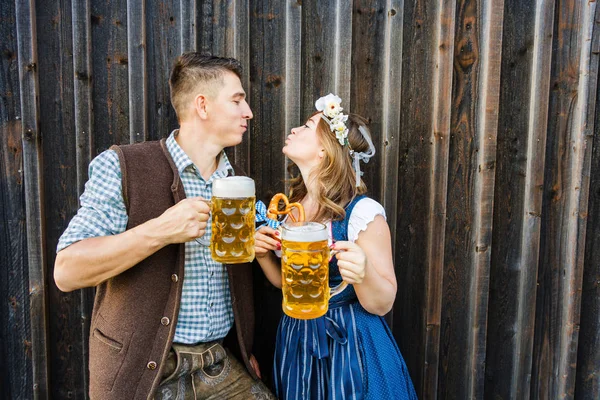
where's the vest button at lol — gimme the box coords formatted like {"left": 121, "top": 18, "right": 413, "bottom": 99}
{"left": 161, "top": 317, "right": 170, "bottom": 326}
{"left": 147, "top": 361, "right": 157, "bottom": 370}
{"left": 171, "top": 274, "right": 179, "bottom": 282}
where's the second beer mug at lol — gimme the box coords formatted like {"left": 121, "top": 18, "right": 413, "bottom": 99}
{"left": 281, "top": 222, "right": 347, "bottom": 319}
{"left": 210, "top": 176, "right": 256, "bottom": 264}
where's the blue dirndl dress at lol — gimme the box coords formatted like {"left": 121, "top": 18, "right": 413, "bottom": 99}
{"left": 273, "top": 196, "right": 417, "bottom": 400}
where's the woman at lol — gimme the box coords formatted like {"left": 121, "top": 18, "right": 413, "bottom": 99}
{"left": 254, "top": 94, "right": 417, "bottom": 400}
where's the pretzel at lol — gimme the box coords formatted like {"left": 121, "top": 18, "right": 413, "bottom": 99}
{"left": 267, "top": 193, "right": 305, "bottom": 222}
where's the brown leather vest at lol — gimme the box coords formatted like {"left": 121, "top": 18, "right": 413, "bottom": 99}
{"left": 88, "top": 139, "right": 256, "bottom": 399}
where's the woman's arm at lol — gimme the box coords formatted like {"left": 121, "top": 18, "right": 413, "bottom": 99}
{"left": 254, "top": 226, "right": 282, "bottom": 288}
{"left": 333, "top": 215, "right": 397, "bottom": 316}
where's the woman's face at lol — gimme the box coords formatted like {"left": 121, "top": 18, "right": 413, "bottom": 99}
{"left": 282, "top": 113, "right": 324, "bottom": 168}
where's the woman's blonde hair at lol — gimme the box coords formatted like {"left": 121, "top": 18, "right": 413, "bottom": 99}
{"left": 288, "top": 112, "right": 373, "bottom": 222}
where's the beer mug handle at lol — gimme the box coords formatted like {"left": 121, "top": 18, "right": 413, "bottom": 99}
{"left": 195, "top": 236, "right": 210, "bottom": 246}
{"left": 329, "top": 248, "right": 347, "bottom": 297}
{"left": 194, "top": 198, "right": 211, "bottom": 246}
{"left": 330, "top": 281, "right": 348, "bottom": 297}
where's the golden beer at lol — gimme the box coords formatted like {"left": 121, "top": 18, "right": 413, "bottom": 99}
{"left": 281, "top": 222, "right": 346, "bottom": 319}
{"left": 210, "top": 177, "right": 256, "bottom": 263}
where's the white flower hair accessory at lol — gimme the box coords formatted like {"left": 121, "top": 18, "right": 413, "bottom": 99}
{"left": 315, "top": 93, "right": 376, "bottom": 187}
{"left": 315, "top": 93, "right": 349, "bottom": 146}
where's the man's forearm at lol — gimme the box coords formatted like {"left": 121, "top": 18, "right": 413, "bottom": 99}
{"left": 54, "top": 219, "right": 168, "bottom": 292}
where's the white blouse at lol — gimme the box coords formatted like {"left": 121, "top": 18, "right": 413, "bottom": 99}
{"left": 345, "top": 197, "right": 387, "bottom": 242}
{"left": 322, "top": 197, "right": 387, "bottom": 245}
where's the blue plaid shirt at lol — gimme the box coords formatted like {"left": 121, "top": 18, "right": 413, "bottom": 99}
{"left": 57, "top": 131, "right": 235, "bottom": 343}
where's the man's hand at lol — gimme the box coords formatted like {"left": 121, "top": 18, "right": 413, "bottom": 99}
{"left": 152, "top": 197, "right": 211, "bottom": 245}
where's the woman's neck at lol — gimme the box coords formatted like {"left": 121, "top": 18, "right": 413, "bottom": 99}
{"left": 296, "top": 164, "right": 323, "bottom": 221}
{"left": 300, "top": 180, "right": 320, "bottom": 221}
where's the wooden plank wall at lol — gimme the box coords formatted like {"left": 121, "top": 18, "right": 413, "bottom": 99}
{"left": 1, "top": 0, "right": 33, "bottom": 397}
{"left": 0, "top": 0, "right": 598, "bottom": 399}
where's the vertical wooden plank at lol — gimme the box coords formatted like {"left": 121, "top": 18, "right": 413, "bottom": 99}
{"left": 197, "top": 0, "right": 217, "bottom": 54}
{"left": 0, "top": 1, "right": 32, "bottom": 397}
{"left": 439, "top": 0, "right": 504, "bottom": 397}
{"left": 576, "top": 6, "right": 600, "bottom": 399}
{"left": 145, "top": 0, "right": 179, "bottom": 141}
{"left": 423, "top": 0, "right": 456, "bottom": 397}
{"left": 232, "top": 0, "right": 251, "bottom": 170}
{"left": 301, "top": 0, "right": 352, "bottom": 114}
{"left": 91, "top": 0, "right": 130, "bottom": 150}
{"left": 15, "top": 0, "right": 49, "bottom": 397}
{"left": 197, "top": 0, "right": 251, "bottom": 170}
{"left": 180, "top": 0, "right": 196, "bottom": 52}
{"left": 350, "top": 0, "right": 405, "bottom": 365}
{"left": 127, "top": 0, "right": 147, "bottom": 143}
{"left": 378, "top": 0, "right": 404, "bottom": 254}
{"left": 249, "top": 1, "right": 299, "bottom": 203}
{"left": 390, "top": 0, "right": 455, "bottom": 396}
{"left": 198, "top": 0, "right": 237, "bottom": 57}
{"left": 485, "top": 0, "right": 555, "bottom": 398}
{"left": 71, "top": 0, "right": 94, "bottom": 398}
{"left": 73, "top": 0, "right": 93, "bottom": 184}
{"left": 575, "top": 5, "right": 600, "bottom": 398}
{"left": 350, "top": 0, "right": 403, "bottom": 234}
{"left": 247, "top": 1, "right": 301, "bottom": 389}
{"left": 281, "top": 0, "right": 301, "bottom": 188}
{"left": 533, "top": 0, "right": 598, "bottom": 398}
{"left": 35, "top": 0, "right": 87, "bottom": 397}
{"left": 392, "top": 0, "right": 434, "bottom": 395}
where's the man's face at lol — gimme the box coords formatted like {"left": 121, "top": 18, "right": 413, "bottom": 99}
{"left": 205, "top": 71, "right": 253, "bottom": 147}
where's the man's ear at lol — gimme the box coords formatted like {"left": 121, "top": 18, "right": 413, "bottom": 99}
{"left": 194, "top": 94, "right": 209, "bottom": 119}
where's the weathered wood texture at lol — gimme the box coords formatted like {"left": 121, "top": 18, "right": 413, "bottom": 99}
{"left": 1, "top": 1, "right": 599, "bottom": 399}
{"left": 15, "top": 0, "right": 50, "bottom": 399}
{"left": 575, "top": 5, "right": 600, "bottom": 399}
{"left": 91, "top": 0, "right": 129, "bottom": 151}
{"left": 439, "top": 0, "right": 504, "bottom": 398}
{"left": 247, "top": 0, "right": 300, "bottom": 388}
{"left": 34, "top": 0, "right": 83, "bottom": 398}
{"left": 533, "top": 0, "right": 598, "bottom": 398}
{"left": 392, "top": 1, "right": 456, "bottom": 397}
{"left": 485, "top": 0, "right": 555, "bottom": 398}
{"left": 1, "top": 0, "right": 32, "bottom": 398}
{"left": 198, "top": 0, "right": 252, "bottom": 170}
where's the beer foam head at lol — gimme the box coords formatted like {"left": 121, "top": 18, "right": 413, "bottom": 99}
{"left": 212, "top": 176, "right": 255, "bottom": 198}
{"left": 282, "top": 222, "right": 328, "bottom": 242}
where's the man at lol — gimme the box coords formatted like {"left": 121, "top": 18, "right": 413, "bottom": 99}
{"left": 54, "top": 53, "right": 275, "bottom": 399}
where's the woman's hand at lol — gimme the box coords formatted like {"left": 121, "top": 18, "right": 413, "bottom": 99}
{"left": 254, "top": 226, "right": 283, "bottom": 288}
{"left": 331, "top": 241, "right": 367, "bottom": 285}
{"left": 255, "top": 226, "right": 280, "bottom": 259}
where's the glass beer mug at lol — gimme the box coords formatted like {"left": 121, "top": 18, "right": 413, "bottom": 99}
{"left": 281, "top": 222, "right": 347, "bottom": 319}
{"left": 209, "top": 176, "right": 256, "bottom": 264}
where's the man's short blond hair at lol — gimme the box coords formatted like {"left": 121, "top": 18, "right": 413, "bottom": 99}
{"left": 169, "top": 53, "right": 242, "bottom": 122}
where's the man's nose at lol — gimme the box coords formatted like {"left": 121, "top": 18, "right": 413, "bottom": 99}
{"left": 243, "top": 100, "right": 253, "bottom": 119}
